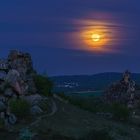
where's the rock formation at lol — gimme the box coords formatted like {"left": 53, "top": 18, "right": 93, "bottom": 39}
{"left": 0, "top": 50, "right": 44, "bottom": 127}
{"left": 105, "top": 70, "right": 136, "bottom": 108}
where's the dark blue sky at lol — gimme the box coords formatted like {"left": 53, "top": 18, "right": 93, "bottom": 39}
{"left": 0, "top": 0, "right": 140, "bottom": 76}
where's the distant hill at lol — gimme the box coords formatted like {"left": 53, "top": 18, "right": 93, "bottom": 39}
{"left": 50, "top": 72, "right": 140, "bottom": 92}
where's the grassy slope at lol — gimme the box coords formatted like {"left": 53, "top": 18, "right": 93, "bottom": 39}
{"left": 32, "top": 96, "right": 140, "bottom": 140}
{"left": 0, "top": 96, "right": 140, "bottom": 140}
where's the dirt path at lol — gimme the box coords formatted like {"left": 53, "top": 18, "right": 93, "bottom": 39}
{"left": 28, "top": 97, "right": 57, "bottom": 128}
{"left": 34, "top": 95, "right": 140, "bottom": 140}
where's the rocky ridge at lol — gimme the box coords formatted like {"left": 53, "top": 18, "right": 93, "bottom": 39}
{"left": 0, "top": 50, "right": 44, "bottom": 127}
{"left": 105, "top": 70, "right": 139, "bottom": 108}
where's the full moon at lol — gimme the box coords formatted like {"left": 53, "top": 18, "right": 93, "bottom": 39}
{"left": 91, "top": 34, "right": 100, "bottom": 42}
{"left": 79, "top": 21, "right": 117, "bottom": 52}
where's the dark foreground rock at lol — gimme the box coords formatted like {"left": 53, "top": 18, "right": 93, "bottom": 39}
{"left": 0, "top": 50, "right": 45, "bottom": 128}
{"left": 104, "top": 70, "right": 140, "bottom": 108}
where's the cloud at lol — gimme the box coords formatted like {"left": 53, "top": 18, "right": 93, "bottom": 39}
{"left": 0, "top": 0, "right": 140, "bottom": 53}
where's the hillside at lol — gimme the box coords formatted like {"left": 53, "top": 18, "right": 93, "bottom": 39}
{"left": 0, "top": 51, "right": 140, "bottom": 140}
{"left": 1, "top": 95, "right": 139, "bottom": 140}
{"left": 15, "top": 95, "right": 140, "bottom": 140}
{"left": 51, "top": 72, "right": 140, "bottom": 92}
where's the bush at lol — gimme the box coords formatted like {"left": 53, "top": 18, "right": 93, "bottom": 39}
{"left": 9, "top": 99, "right": 31, "bottom": 118}
{"left": 34, "top": 75, "right": 53, "bottom": 96}
{"left": 111, "top": 103, "right": 130, "bottom": 121}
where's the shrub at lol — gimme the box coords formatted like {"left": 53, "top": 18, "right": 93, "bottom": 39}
{"left": 9, "top": 99, "right": 31, "bottom": 118}
{"left": 34, "top": 75, "right": 53, "bottom": 96}
{"left": 111, "top": 103, "right": 130, "bottom": 121}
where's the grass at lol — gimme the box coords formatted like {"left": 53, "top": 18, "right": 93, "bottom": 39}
{"left": 57, "top": 93, "right": 111, "bottom": 113}
{"left": 9, "top": 99, "right": 31, "bottom": 119}
{"left": 57, "top": 93, "right": 131, "bottom": 122}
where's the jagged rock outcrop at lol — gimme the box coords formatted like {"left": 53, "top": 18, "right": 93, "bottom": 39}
{"left": 105, "top": 70, "right": 136, "bottom": 108}
{"left": 0, "top": 50, "right": 44, "bottom": 127}
{"left": 0, "top": 50, "right": 37, "bottom": 96}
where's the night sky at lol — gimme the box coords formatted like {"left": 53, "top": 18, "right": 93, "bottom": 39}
{"left": 0, "top": 0, "right": 140, "bottom": 76}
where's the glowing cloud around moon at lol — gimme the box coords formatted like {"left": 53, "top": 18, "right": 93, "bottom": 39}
{"left": 80, "top": 26, "right": 111, "bottom": 52}
{"left": 74, "top": 18, "right": 120, "bottom": 53}
{"left": 71, "top": 15, "right": 122, "bottom": 53}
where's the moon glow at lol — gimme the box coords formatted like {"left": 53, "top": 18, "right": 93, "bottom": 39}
{"left": 72, "top": 18, "right": 121, "bottom": 53}
{"left": 91, "top": 34, "right": 101, "bottom": 42}
{"left": 80, "top": 24, "right": 114, "bottom": 52}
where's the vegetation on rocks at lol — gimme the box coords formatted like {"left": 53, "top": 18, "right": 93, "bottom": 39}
{"left": 9, "top": 99, "right": 31, "bottom": 119}
{"left": 34, "top": 75, "right": 53, "bottom": 97}
{"left": 57, "top": 93, "right": 109, "bottom": 113}
{"left": 57, "top": 92, "right": 131, "bottom": 122}
{"left": 0, "top": 50, "right": 54, "bottom": 127}
{"left": 111, "top": 103, "right": 130, "bottom": 121}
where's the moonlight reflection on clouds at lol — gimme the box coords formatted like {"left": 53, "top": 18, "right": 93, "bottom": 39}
{"left": 71, "top": 14, "right": 124, "bottom": 53}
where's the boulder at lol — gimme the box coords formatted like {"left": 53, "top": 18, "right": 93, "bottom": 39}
{"left": 0, "top": 50, "right": 37, "bottom": 94}
{"left": 0, "top": 112, "right": 5, "bottom": 119}
{"left": 0, "top": 101, "right": 6, "bottom": 112}
{"left": 105, "top": 70, "right": 136, "bottom": 106}
{"left": 8, "top": 50, "right": 34, "bottom": 75}
{"left": 22, "top": 94, "right": 43, "bottom": 106}
{"left": 0, "top": 71, "right": 7, "bottom": 81}
{"left": 0, "top": 59, "right": 8, "bottom": 71}
{"left": 4, "top": 88, "right": 13, "bottom": 97}
{"left": 0, "top": 50, "right": 45, "bottom": 126}
{"left": 30, "top": 105, "right": 43, "bottom": 115}
{"left": 5, "top": 69, "right": 20, "bottom": 85}
{"left": 8, "top": 113, "right": 17, "bottom": 125}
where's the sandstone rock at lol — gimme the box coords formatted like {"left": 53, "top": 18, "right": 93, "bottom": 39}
{"left": 5, "top": 69, "right": 22, "bottom": 95}
{"left": 0, "top": 50, "right": 37, "bottom": 95}
{"left": 8, "top": 113, "right": 17, "bottom": 125}
{"left": 0, "top": 96, "right": 7, "bottom": 102}
{"left": 22, "top": 94, "right": 43, "bottom": 106}
{"left": 0, "top": 112, "right": 5, "bottom": 119}
{"left": 8, "top": 50, "right": 34, "bottom": 75}
{"left": 105, "top": 70, "right": 136, "bottom": 106}
{"left": 0, "top": 101, "right": 6, "bottom": 112}
{"left": 4, "top": 88, "right": 14, "bottom": 97}
{"left": 0, "top": 71, "right": 7, "bottom": 81}
{"left": 5, "top": 69, "right": 20, "bottom": 85}
{"left": 0, "top": 50, "right": 44, "bottom": 126}
{"left": 27, "top": 81, "right": 37, "bottom": 94}
{"left": 0, "top": 82, "right": 8, "bottom": 93}
{"left": 0, "top": 59, "right": 8, "bottom": 71}
{"left": 30, "top": 105, "right": 43, "bottom": 115}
